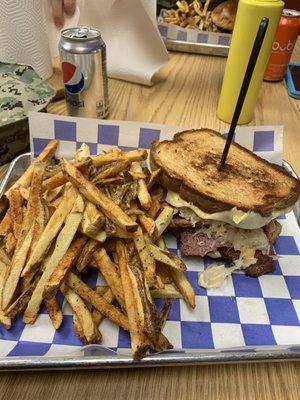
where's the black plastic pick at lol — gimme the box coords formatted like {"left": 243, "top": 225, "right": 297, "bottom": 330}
{"left": 219, "top": 17, "right": 269, "bottom": 169}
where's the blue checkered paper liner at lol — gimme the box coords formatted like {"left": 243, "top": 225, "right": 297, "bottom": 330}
{"left": 1, "top": 111, "right": 298, "bottom": 359}
{"left": 157, "top": 10, "right": 231, "bottom": 47}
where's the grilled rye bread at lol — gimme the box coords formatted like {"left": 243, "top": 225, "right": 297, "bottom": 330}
{"left": 150, "top": 129, "right": 300, "bottom": 216}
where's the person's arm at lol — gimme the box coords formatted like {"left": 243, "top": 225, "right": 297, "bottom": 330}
{"left": 50, "top": 0, "right": 76, "bottom": 28}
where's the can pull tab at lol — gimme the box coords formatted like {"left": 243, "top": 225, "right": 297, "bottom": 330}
{"left": 72, "top": 27, "right": 90, "bottom": 38}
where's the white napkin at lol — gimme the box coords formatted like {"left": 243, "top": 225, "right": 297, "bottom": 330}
{"left": 0, "top": 0, "right": 53, "bottom": 80}
{"left": 0, "top": 0, "right": 169, "bottom": 85}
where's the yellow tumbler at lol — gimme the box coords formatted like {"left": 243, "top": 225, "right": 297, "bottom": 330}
{"left": 217, "top": 0, "right": 284, "bottom": 124}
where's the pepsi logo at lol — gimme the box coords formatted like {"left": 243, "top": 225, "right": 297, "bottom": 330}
{"left": 62, "top": 62, "right": 84, "bottom": 94}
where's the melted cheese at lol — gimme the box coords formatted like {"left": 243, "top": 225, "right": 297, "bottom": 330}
{"left": 166, "top": 191, "right": 292, "bottom": 230}
{"left": 198, "top": 264, "right": 238, "bottom": 289}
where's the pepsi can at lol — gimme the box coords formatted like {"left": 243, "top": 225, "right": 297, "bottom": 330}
{"left": 59, "top": 27, "right": 109, "bottom": 118}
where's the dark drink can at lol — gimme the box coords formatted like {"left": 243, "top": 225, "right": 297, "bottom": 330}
{"left": 59, "top": 26, "right": 109, "bottom": 118}
{"left": 264, "top": 9, "right": 300, "bottom": 82}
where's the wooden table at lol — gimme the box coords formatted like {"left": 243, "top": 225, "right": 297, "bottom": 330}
{"left": 1, "top": 43, "right": 300, "bottom": 400}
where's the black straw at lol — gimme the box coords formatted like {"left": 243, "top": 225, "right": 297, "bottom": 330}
{"left": 219, "top": 17, "right": 269, "bottom": 169}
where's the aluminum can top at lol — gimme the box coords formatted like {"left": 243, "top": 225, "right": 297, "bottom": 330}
{"left": 60, "top": 27, "right": 105, "bottom": 54}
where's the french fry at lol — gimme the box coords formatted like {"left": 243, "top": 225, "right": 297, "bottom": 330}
{"left": 103, "top": 217, "right": 116, "bottom": 235}
{"left": 5, "top": 274, "right": 40, "bottom": 319}
{"left": 65, "top": 272, "right": 129, "bottom": 331}
{"left": 157, "top": 240, "right": 195, "bottom": 309}
{"left": 109, "top": 148, "right": 123, "bottom": 155}
{"left": 0, "top": 210, "right": 12, "bottom": 236}
{"left": 156, "top": 262, "right": 172, "bottom": 284}
{"left": 138, "top": 214, "right": 157, "bottom": 237}
{"left": 133, "top": 227, "right": 157, "bottom": 288}
{"left": 106, "top": 181, "right": 135, "bottom": 208}
{"left": 128, "top": 171, "right": 147, "bottom": 180}
{"left": 75, "top": 143, "right": 90, "bottom": 162}
{"left": 155, "top": 236, "right": 166, "bottom": 249}
{"left": 3, "top": 232, "right": 16, "bottom": 257}
{"left": 44, "top": 235, "right": 88, "bottom": 299}
{"left": 62, "top": 159, "right": 138, "bottom": 233}
{"left": 21, "top": 184, "right": 79, "bottom": 278}
{"left": 0, "top": 248, "right": 11, "bottom": 266}
{"left": 147, "top": 199, "right": 160, "bottom": 219}
{"left": 19, "top": 186, "right": 29, "bottom": 201}
{"left": 146, "top": 243, "right": 186, "bottom": 272}
{"left": 30, "top": 199, "right": 47, "bottom": 254}
{"left": 93, "top": 248, "right": 125, "bottom": 306}
{"left": 88, "top": 257, "right": 98, "bottom": 270}
{"left": 78, "top": 228, "right": 107, "bottom": 243}
{"left": 116, "top": 241, "right": 150, "bottom": 359}
{"left": 111, "top": 251, "right": 119, "bottom": 266}
{"left": 45, "top": 185, "right": 65, "bottom": 203}
{"left": 155, "top": 332, "right": 173, "bottom": 352}
{"left": 80, "top": 206, "right": 105, "bottom": 236}
{"left": 85, "top": 202, "right": 105, "bottom": 230}
{"left": 0, "top": 260, "right": 11, "bottom": 328}
{"left": 94, "top": 176, "right": 124, "bottom": 186}
{"left": 49, "top": 194, "right": 63, "bottom": 210}
{"left": 76, "top": 239, "right": 99, "bottom": 273}
{"left": 42, "top": 159, "right": 91, "bottom": 192}
{"left": 110, "top": 225, "right": 132, "bottom": 239}
{"left": 29, "top": 171, "right": 48, "bottom": 259}
{"left": 93, "top": 286, "right": 108, "bottom": 295}
{"left": 151, "top": 284, "right": 182, "bottom": 299}
{"left": 44, "top": 164, "right": 62, "bottom": 178}
{"left": 92, "top": 149, "right": 147, "bottom": 167}
{"left": 131, "top": 162, "right": 152, "bottom": 210}
{"left": 158, "top": 299, "right": 172, "bottom": 331}
{"left": 169, "top": 268, "right": 195, "bottom": 309}
{"left": 61, "top": 283, "right": 101, "bottom": 344}
{"left": 147, "top": 168, "right": 161, "bottom": 190}
{"left": 154, "top": 204, "right": 174, "bottom": 239}
{"left": 0, "top": 138, "right": 199, "bottom": 359}
{"left": 44, "top": 297, "right": 63, "bottom": 330}
{"left": 5, "top": 139, "right": 58, "bottom": 196}
{"left": 92, "top": 286, "right": 115, "bottom": 327}
{"left": 2, "top": 224, "right": 34, "bottom": 309}
{"left": 92, "top": 161, "right": 131, "bottom": 183}
{"left": 73, "top": 313, "right": 89, "bottom": 344}
{"left": 80, "top": 211, "right": 97, "bottom": 236}
{"left": 2, "top": 162, "right": 45, "bottom": 309}
{"left": 126, "top": 209, "right": 145, "bottom": 216}
{"left": 42, "top": 172, "right": 66, "bottom": 192}
{"left": 8, "top": 189, "right": 23, "bottom": 238}
{"left": 23, "top": 194, "right": 84, "bottom": 323}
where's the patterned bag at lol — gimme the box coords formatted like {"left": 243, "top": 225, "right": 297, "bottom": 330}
{"left": 0, "top": 63, "right": 55, "bottom": 164}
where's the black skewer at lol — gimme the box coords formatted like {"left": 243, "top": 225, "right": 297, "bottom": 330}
{"left": 219, "top": 17, "right": 269, "bottom": 169}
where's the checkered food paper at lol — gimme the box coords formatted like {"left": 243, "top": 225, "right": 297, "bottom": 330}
{"left": 157, "top": 10, "right": 232, "bottom": 47}
{"left": 1, "top": 111, "right": 299, "bottom": 359}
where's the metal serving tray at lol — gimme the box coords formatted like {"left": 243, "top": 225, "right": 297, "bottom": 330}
{"left": 0, "top": 153, "right": 299, "bottom": 371}
{"left": 157, "top": 9, "right": 231, "bottom": 57}
{"left": 163, "top": 38, "right": 229, "bottom": 57}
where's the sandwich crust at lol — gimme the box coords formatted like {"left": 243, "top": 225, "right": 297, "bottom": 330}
{"left": 150, "top": 129, "right": 300, "bottom": 216}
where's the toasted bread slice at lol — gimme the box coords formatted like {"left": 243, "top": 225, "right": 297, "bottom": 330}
{"left": 150, "top": 129, "right": 300, "bottom": 216}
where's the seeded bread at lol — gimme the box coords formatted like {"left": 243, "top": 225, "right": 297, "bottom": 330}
{"left": 150, "top": 129, "right": 300, "bottom": 216}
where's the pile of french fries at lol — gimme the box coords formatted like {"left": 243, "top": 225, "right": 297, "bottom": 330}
{"left": 162, "top": 0, "right": 218, "bottom": 32}
{"left": 0, "top": 140, "right": 195, "bottom": 359}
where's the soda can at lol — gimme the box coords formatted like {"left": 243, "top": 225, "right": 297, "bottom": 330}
{"left": 59, "top": 27, "right": 109, "bottom": 118}
{"left": 264, "top": 9, "right": 300, "bottom": 82}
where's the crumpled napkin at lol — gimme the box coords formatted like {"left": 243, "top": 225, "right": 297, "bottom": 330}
{"left": 0, "top": 0, "right": 169, "bottom": 85}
